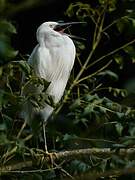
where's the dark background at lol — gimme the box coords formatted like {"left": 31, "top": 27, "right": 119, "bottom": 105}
{"left": 11, "top": 0, "right": 135, "bottom": 94}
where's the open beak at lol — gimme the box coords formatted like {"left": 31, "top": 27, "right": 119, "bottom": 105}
{"left": 54, "top": 22, "right": 86, "bottom": 41}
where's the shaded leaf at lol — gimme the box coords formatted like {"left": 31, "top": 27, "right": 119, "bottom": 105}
{"left": 70, "top": 99, "right": 81, "bottom": 110}
{"left": 63, "top": 133, "right": 77, "bottom": 141}
{"left": 18, "top": 60, "right": 31, "bottom": 75}
{"left": 115, "top": 123, "right": 123, "bottom": 136}
{"left": 98, "top": 70, "right": 119, "bottom": 81}
{"left": 0, "top": 20, "right": 17, "bottom": 34}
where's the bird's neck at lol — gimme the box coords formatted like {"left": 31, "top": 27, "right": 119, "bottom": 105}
{"left": 37, "top": 31, "right": 65, "bottom": 48}
{"left": 38, "top": 37, "right": 46, "bottom": 47}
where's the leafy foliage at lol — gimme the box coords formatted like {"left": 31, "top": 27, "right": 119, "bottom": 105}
{"left": 0, "top": 20, "right": 18, "bottom": 65}
{"left": 0, "top": 0, "right": 135, "bottom": 179}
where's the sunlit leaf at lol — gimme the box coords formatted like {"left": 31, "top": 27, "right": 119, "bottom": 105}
{"left": 114, "top": 54, "right": 123, "bottom": 69}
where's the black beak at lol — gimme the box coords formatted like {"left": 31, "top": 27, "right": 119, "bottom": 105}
{"left": 54, "top": 21, "right": 86, "bottom": 31}
{"left": 54, "top": 21, "right": 86, "bottom": 41}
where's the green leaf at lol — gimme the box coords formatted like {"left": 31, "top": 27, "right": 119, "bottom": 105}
{"left": 70, "top": 160, "right": 90, "bottom": 173}
{"left": 117, "top": 18, "right": 130, "bottom": 33}
{"left": 108, "top": 87, "right": 127, "bottom": 97}
{"left": 124, "top": 45, "right": 134, "bottom": 54}
{"left": 0, "top": 39, "right": 18, "bottom": 61}
{"left": 83, "top": 104, "right": 94, "bottom": 115}
{"left": 129, "top": 126, "right": 135, "bottom": 136}
{"left": 128, "top": 17, "right": 135, "bottom": 28}
{"left": 115, "top": 123, "right": 123, "bottom": 136}
{"left": 0, "top": 134, "right": 10, "bottom": 145}
{"left": 124, "top": 45, "right": 135, "bottom": 63}
{"left": 84, "top": 94, "right": 99, "bottom": 102}
{"left": 98, "top": 70, "right": 119, "bottom": 81}
{"left": 0, "top": 123, "right": 7, "bottom": 131}
{"left": 132, "top": 57, "right": 135, "bottom": 63}
{"left": 99, "top": 0, "right": 117, "bottom": 12}
{"left": 98, "top": 106, "right": 107, "bottom": 113}
{"left": 114, "top": 54, "right": 123, "bottom": 69}
{"left": 63, "top": 134, "right": 77, "bottom": 141}
{"left": 70, "top": 99, "right": 81, "bottom": 110}
{"left": 0, "top": 20, "right": 17, "bottom": 34}
{"left": 0, "top": 20, "right": 17, "bottom": 65}
{"left": 18, "top": 60, "right": 31, "bottom": 75}
{"left": 74, "top": 117, "right": 88, "bottom": 127}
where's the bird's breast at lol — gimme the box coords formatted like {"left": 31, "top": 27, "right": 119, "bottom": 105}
{"left": 29, "top": 35, "right": 75, "bottom": 103}
{"left": 46, "top": 37, "right": 75, "bottom": 80}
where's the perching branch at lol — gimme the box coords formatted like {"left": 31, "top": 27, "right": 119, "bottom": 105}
{"left": 0, "top": 148, "right": 135, "bottom": 175}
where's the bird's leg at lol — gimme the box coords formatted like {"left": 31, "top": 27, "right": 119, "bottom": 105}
{"left": 43, "top": 122, "right": 48, "bottom": 153}
{"left": 42, "top": 121, "right": 54, "bottom": 167}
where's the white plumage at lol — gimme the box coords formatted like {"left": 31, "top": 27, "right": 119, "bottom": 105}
{"left": 27, "top": 22, "right": 76, "bottom": 122}
{"left": 23, "top": 21, "right": 78, "bottom": 151}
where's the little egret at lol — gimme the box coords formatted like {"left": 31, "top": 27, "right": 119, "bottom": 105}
{"left": 24, "top": 21, "right": 85, "bottom": 152}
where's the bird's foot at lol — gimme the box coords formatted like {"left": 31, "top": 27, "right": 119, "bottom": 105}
{"left": 42, "top": 151, "right": 56, "bottom": 168}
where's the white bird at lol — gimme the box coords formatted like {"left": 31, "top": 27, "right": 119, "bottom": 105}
{"left": 24, "top": 21, "right": 84, "bottom": 152}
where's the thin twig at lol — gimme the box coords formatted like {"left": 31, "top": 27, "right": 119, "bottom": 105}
{"left": 17, "top": 121, "right": 27, "bottom": 139}
{"left": 74, "top": 137, "right": 116, "bottom": 144}
{"left": 23, "top": 134, "right": 33, "bottom": 142}
{"left": 0, "top": 167, "right": 58, "bottom": 174}
{"left": 87, "top": 38, "right": 135, "bottom": 69}
{"left": 1, "top": 146, "right": 17, "bottom": 165}
{"left": 90, "top": 83, "right": 103, "bottom": 94}
{"left": 103, "top": 16, "right": 127, "bottom": 32}
{"left": 76, "top": 54, "right": 83, "bottom": 68}
{"left": 76, "top": 60, "right": 112, "bottom": 84}
{"left": 61, "top": 168, "right": 75, "bottom": 179}
{"left": 93, "top": 8, "right": 106, "bottom": 50}
{"left": 54, "top": 162, "right": 74, "bottom": 179}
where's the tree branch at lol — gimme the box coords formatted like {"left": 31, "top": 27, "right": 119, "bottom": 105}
{"left": 0, "top": 148, "right": 135, "bottom": 175}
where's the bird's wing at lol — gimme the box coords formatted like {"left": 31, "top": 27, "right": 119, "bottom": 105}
{"left": 23, "top": 45, "right": 54, "bottom": 122}
{"left": 44, "top": 36, "right": 76, "bottom": 103}
{"left": 25, "top": 36, "right": 76, "bottom": 121}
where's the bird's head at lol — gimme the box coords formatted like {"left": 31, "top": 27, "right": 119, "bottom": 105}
{"left": 36, "top": 21, "right": 86, "bottom": 42}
